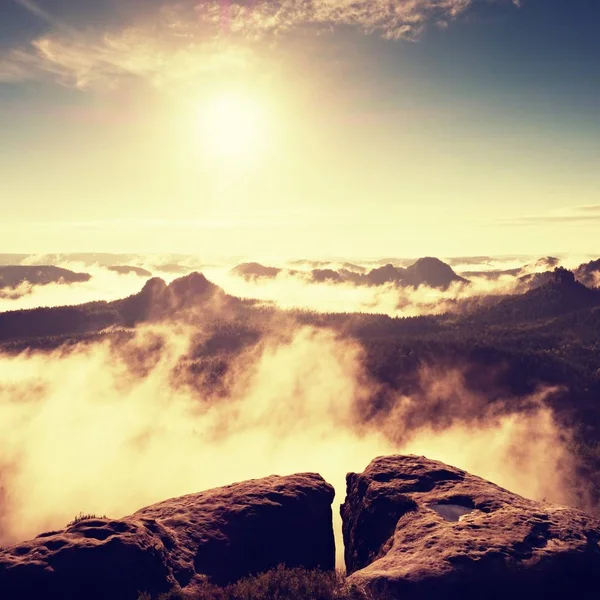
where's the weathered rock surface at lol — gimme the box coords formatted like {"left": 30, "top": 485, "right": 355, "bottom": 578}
{"left": 0, "top": 473, "right": 335, "bottom": 600}
{"left": 342, "top": 455, "right": 600, "bottom": 600}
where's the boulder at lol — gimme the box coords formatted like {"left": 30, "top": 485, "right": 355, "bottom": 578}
{"left": 134, "top": 472, "right": 336, "bottom": 587}
{"left": 341, "top": 455, "right": 600, "bottom": 600}
{"left": 0, "top": 473, "right": 335, "bottom": 600}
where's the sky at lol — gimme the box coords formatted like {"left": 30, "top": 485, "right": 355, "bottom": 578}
{"left": 0, "top": 0, "right": 599, "bottom": 258}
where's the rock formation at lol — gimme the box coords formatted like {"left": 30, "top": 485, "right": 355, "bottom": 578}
{"left": 342, "top": 455, "right": 600, "bottom": 600}
{"left": 402, "top": 257, "right": 468, "bottom": 289}
{"left": 0, "top": 473, "right": 335, "bottom": 600}
{"left": 231, "top": 262, "right": 282, "bottom": 280}
{"left": 4, "top": 455, "right": 600, "bottom": 600}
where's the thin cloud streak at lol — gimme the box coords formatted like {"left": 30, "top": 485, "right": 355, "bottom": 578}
{"left": 12, "top": 0, "right": 69, "bottom": 31}
{"left": 498, "top": 205, "right": 600, "bottom": 226}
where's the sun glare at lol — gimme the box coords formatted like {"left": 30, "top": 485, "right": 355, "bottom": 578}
{"left": 198, "top": 91, "right": 268, "bottom": 161}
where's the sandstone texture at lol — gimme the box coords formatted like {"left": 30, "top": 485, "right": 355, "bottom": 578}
{"left": 342, "top": 455, "right": 600, "bottom": 600}
{"left": 0, "top": 473, "right": 335, "bottom": 600}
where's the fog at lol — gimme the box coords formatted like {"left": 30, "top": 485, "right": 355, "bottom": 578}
{"left": 0, "top": 323, "right": 585, "bottom": 564}
{"left": 0, "top": 263, "right": 150, "bottom": 313}
{"left": 0, "top": 253, "right": 596, "bottom": 317}
{"left": 208, "top": 268, "right": 525, "bottom": 316}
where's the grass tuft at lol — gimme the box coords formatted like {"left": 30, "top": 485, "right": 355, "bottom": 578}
{"left": 66, "top": 512, "right": 107, "bottom": 527}
{"left": 138, "top": 566, "right": 371, "bottom": 600}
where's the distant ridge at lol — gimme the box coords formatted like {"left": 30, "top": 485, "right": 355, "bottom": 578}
{"left": 0, "top": 265, "right": 91, "bottom": 289}
{"left": 230, "top": 257, "right": 468, "bottom": 290}
{"left": 0, "top": 272, "right": 233, "bottom": 342}
{"left": 107, "top": 265, "right": 152, "bottom": 277}
{"left": 469, "top": 267, "right": 600, "bottom": 324}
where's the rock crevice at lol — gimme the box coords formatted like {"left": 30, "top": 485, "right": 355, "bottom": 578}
{"left": 341, "top": 455, "right": 600, "bottom": 600}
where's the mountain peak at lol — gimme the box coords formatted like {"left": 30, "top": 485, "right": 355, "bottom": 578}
{"left": 365, "top": 263, "right": 403, "bottom": 285}
{"left": 404, "top": 257, "right": 467, "bottom": 289}
{"left": 139, "top": 277, "right": 168, "bottom": 295}
{"left": 167, "top": 272, "right": 216, "bottom": 297}
{"left": 551, "top": 267, "right": 576, "bottom": 287}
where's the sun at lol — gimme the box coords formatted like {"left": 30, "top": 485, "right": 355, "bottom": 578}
{"left": 197, "top": 90, "right": 268, "bottom": 161}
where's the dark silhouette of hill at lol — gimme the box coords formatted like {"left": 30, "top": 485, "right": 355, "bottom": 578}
{"left": 365, "top": 263, "right": 402, "bottom": 285}
{"left": 361, "top": 258, "right": 468, "bottom": 289}
{"left": 0, "top": 272, "right": 232, "bottom": 342}
{"left": 402, "top": 257, "right": 468, "bottom": 289}
{"left": 460, "top": 257, "right": 560, "bottom": 285}
{"left": 0, "top": 265, "right": 91, "bottom": 289}
{"left": 469, "top": 268, "right": 600, "bottom": 325}
{"left": 229, "top": 258, "right": 468, "bottom": 289}
{"left": 231, "top": 262, "right": 282, "bottom": 280}
{"left": 473, "top": 257, "right": 600, "bottom": 292}
{"left": 310, "top": 269, "right": 343, "bottom": 283}
{"left": 339, "top": 262, "right": 366, "bottom": 273}
{"left": 107, "top": 265, "right": 152, "bottom": 277}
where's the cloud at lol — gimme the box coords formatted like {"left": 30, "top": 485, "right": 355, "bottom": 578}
{"left": 208, "top": 264, "right": 530, "bottom": 317}
{"left": 11, "top": 0, "right": 74, "bottom": 33}
{"left": 498, "top": 205, "right": 600, "bottom": 226}
{"left": 0, "top": 262, "right": 152, "bottom": 313}
{"left": 1, "top": 0, "right": 519, "bottom": 88}
{"left": 0, "top": 254, "right": 545, "bottom": 317}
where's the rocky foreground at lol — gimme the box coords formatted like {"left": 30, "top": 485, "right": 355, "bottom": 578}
{"left": 2, "top": 456, "right": 600, "bottom": 600}
{"left": 343, "top": 456, "right": 600, "bottom": 599}
{"left": 0, "top": 474, "right": 334, "bottom": 600}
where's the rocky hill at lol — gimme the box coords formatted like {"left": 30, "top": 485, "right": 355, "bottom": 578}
{"left": 0, "top": 272, "right": 235, "bottom": 342}
{"left": 469, "top": 267, "right": 600, "bottom": 324}
{"left": 402, "top": 257, "right": 468, "bottom": 289}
